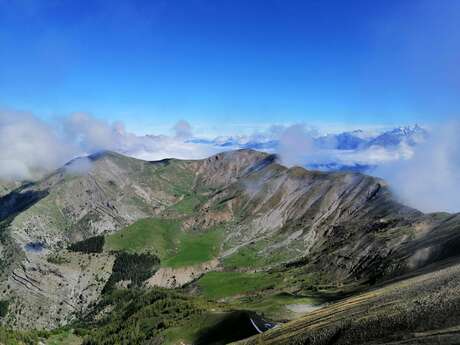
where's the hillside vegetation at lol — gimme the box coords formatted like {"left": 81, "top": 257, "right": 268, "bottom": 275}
{"left": 0, "top": 150, "right": 459, "bottom": 344}
{"left": 105, "top": 218, "right": 223, "bottom": 268}
{"left": 235, "top": 258, "right": 460, "bottom": 345}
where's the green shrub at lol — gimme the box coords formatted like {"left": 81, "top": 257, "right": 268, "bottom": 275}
{"left": 68, "top": 236, "right": 105, "bottom": 253}
{"left": 81, "top": 288, "right": 204, "bottom": 345}
{"left": 47, "top": 254, "right": 71, "bottom": 265}
{"left": 0, "top": 325, "right": 41, "bottom": 345}
{"left": 103, "top": 252, "right": 160, "bottom": 293}
{"left": 0, "top": 299, "right": 9, "bottom": 317}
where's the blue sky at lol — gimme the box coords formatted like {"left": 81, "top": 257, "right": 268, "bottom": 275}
{"left": 1, "top": 0, "right": 459, "bottom": 135}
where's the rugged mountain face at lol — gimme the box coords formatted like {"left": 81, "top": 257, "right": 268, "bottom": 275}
{"left": 0, "top": 152, "right": 187, "bottom": 329}
{"left": 184, "top": 150, "right": 457, "bottom": 282}
{"left": 0, "top": 149, "right": 459, "bottom": 333}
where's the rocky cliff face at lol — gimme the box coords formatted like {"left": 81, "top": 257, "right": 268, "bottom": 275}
{"left": 0, "top": 149, "right": 459, "bottom": 330}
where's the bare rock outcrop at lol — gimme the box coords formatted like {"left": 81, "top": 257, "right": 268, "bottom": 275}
{"left": 147, "top": 259, "right": 220, "bottom": 288}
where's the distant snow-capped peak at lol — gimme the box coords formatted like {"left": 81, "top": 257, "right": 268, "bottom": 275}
{"left": 190, "top": 124, "right": 427, "bottom": 151}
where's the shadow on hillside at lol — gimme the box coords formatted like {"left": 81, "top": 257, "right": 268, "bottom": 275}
{"left": 194, "top": 311, "right": 264, "bottom": 345}
{"left": 0, "top": 189, "right": 49, "bottom": 222}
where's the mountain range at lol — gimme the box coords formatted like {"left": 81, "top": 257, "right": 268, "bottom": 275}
{"left": 189, "top": 125, "right": 427, "bottom": 173}
{"left": 0, "top": 149, "right": 459, "bottom": 344}
{"left": 191, "top": 124, "right": 426, "bottom": 150}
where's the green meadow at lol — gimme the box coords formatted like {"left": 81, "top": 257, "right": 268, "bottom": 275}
{"left": 197, "top": 271, "right": 281, "bottom": 299}
{"left": 105, "top": 218, "right": 223, "bottom": 268}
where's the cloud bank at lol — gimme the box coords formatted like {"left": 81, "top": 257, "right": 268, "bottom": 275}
{"left": 0, "top": 109, "right": 74, "bottom": 180}
{"left": 265, "top": 124, "right": 415, "bottom": 169}
{"left": 375, "top": 122, "right": 460, "bottom": 213}
{"left": 0, "top": 109, "right": 219, "bottom": 181}
{"left": 225, "top": 123, "right": 459, "bottom": 213}
{"left": 272, "top": 123, "right": 460, "bottom": 213}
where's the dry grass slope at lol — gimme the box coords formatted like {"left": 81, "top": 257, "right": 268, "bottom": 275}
{"left": 233, "top": 258, "right": 460, "bottom": 345}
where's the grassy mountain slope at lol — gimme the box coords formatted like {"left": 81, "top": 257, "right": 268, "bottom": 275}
{"left": 0, "top": 149, "right": 459, "bottom": 343}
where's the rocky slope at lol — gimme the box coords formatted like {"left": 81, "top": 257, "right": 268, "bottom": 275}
{"left": 0, "top": 180, "right": 21, "bottom": 198}
{"left": 0, "top": 149, "right": 459, "bottom": 333}
{"left": 186, "top": 150, "right": 459, "bottom": 282}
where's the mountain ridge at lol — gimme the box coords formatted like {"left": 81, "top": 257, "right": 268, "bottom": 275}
{"left": 0, "top": 149, "right": 458, "bottom": 341}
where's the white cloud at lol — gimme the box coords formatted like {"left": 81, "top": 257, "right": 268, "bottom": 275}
{"left": 375, "top": 122, "right": 460, "bottom": 213}
{"left": 173, "top": 120, "right": 193, "bottom": 139}
{"left": 0, "top": 109, "right": 218, "bottom": 181}
{"left": 0, "top": 109, "right": 75, "bottom": 180}
{"left": 122, "top": 134, "right": 222, "bottom": 161}
{"left": 64, "top": 157, "right": 93, "bottom": 175}
{"left": 276, "top": 124, "right": 317, "bottom": 167}
{"left": 337, "top": 143, "right": 414, "bottom": 166}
